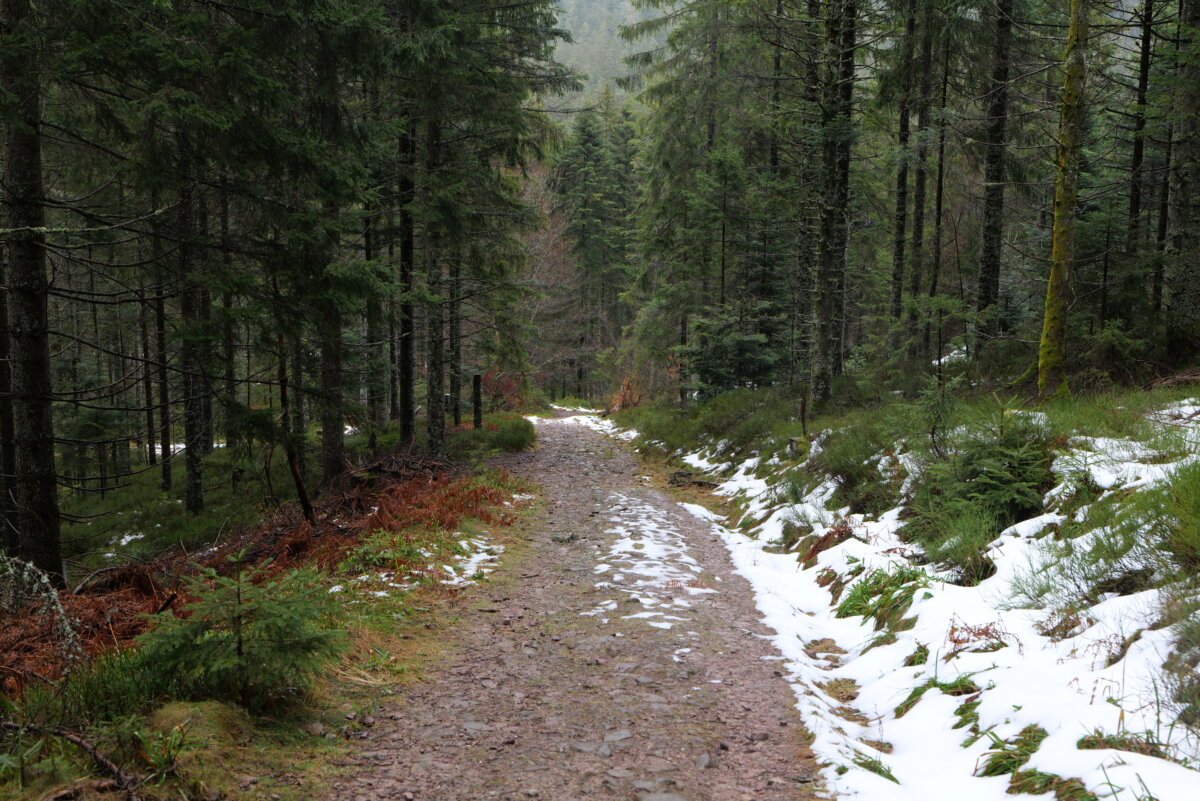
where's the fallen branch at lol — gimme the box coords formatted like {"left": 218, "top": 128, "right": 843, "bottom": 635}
{"left": 0, "top": 721, "right": 142, "bottom": 800}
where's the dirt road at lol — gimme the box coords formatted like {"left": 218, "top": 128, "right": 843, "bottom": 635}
{"left": 325, "top": 416, "right": 821, "bottom": 801}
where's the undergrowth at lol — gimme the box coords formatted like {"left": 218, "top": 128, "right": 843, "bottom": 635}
{"left": 835, "top": 566, "right": 930, "bottom": 631}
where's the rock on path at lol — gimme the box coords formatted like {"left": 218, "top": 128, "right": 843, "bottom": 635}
{"left": 325, "top": 417, "right": 822, "bottom": 801}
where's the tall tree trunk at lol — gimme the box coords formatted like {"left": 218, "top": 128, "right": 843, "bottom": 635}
{"left": 812, "top": 0, "right": 857, "bottom": 401}
{"left": 155, "top": 282, "right": 172, "bottom": 491}
{"left": 925, "top": 30, "right": 951, "bottom": 360}
{"left": 1167, "top": 0, "right": 1200, "bottom": 340}
{"left": 177, "top": 140, "right": 204, "bottom": 515}
{"left": 1128, "top": 0, "right": 1155, "bottom": 252}
{"left": 2, "top": 0, "right": 64, "bottom": 582}
{"left": 140, "top": 293, "right": 157, "bottom": 467}
{"left": 889, "top": 0, "right": 917, "bottom": 322}
{"left": 977, "top": 0, "right": 1014, "bottom": 336}
{"left": 1038, "top": 0, "right": 1088, "bottom": 398}
{"left": 398, "top": 130, "right": 417, "bottom": 444}
{"left": 1154, "top": 121, "right": 1173, "bottom": 313}
{"left": 289, "top": 334, "right": 306, "bottom": 465}
{"left": 278, "top": 338, "right": 314, "bottom": 523}
{"left": 0, "top": 256, "right": 16, "bottom": 556}
{"left": 364, "top": 214, "right": 387, "bottom": 429}
{"left": 449, "top": 254, "right": 462, "bottom": 427}
{"left": 319, "top": 301, "right": 344, "bottom": 484}
{"left": 220, "top": 189, "right": 237, "bottom": 447}
{"left": 907, "top": 9, "right": 934, "bottom": 355}
{"left": 425, "top": 120, "right": 446, "bottom": 459}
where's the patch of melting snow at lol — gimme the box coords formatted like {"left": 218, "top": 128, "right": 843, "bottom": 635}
{"left": 441, "top": 536, "right": 505, "bottom": 587}
{"left": 582, "top": 492, "right": 712, "bottom": 631}
{"left": 658, "top": 399, "right": 1200, "bottom": 800}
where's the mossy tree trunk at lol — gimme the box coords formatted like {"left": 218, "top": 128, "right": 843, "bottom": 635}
{"left": 1038, "top": 0, "right": 1089, "bottom": 399}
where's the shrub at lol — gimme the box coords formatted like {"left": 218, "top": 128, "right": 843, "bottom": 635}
{"left": 18, "top": 649, "right": 177, "bottom": 728}
{"left": 137, "top": 566, "right": 346, "bottom": 710}
{"left": 1139, "top": 461, "right": 1200, "bottom": 573}
{"left": 813, "top": 424, "right": 897, "bottom": 515}
{"left": 448, "top": 413, "right": 536, "bottom": 457}
{"left": 906, "top": 405, "right": 1051, "bottom": 585}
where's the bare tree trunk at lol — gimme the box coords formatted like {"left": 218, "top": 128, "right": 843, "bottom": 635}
{"left": 425, "top": 119, "right": 446, "bottom": 458}
{"left": 889, "top": 0, "right": 916, "bottom": 323}
{"left": 0, "top": 256, "right": 17, "bottom": 556}
{"left": 1128, "top": 0, "right": 1155, "bottom": 252}
{"left": 364, "top": 214, "right": 387, "bottom": 429}
{"left": 177, "top": 139, "right": 204, "bottom": 515}
{"left": 449, "top": 254, "right": 462, "bottom": 427}
{"left": 1167, "top": 0, "right": 1200, "bottom": 340}
{"left": 2, "top": 0, "right": 64, "bottom": 582}
{"left": 398, "top": 130, "right": 417, "bottom": 444}
{"left": 907, "top": 9, "right": 934, "bottom": 356}
{"left": 977, "top": 0, "right": 1014, "bottom": 336}
{"left": 140, "top": 293, "right": 157, "bottom": 467}
{"left": 812, "top": 0, "right": 857, "bottom": 401}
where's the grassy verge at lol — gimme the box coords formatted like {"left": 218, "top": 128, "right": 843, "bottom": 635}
{"left": 3, "top": 411, "right": 539, "bottom": 801}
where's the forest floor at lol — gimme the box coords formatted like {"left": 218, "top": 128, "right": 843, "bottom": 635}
{"left": 324, "top": 412, "right": 822, "bottom": 801}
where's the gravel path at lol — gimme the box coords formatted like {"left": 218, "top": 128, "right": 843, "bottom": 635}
{"left": 326, "top": 416, "right": 822, "bottom": 801}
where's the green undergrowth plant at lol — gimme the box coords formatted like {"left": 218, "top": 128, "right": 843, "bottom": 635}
{"left": 976, "top": 725, "right": 1098, "bottom": 800}
{"left": 835, "top": 566, "right": 930, "bottom": 631}
{"left": 137, "top": 564, "right": 347, "bottom": 711}
{"left": 852, "top": 752, "right": 898, "bottom": 783}
{"left": 447, "top": 412, "right": 536, "bottom": 459}
{"left": 905, "top": 402, "right": 1053, "bottom": 585}
{"left": 1014, "top": 461, "right": 1200, "bottom": 615}
{"left": 614, "top": 386, "right": 810, "bottom": 460}
{"left": 894, "top": 675, "right": 980, "bottom": 718}
{"left": 811, "top": 422, "right": 898, "bottom": 515}
{"left": 15, "top": 649, "right": 176, "bottom": 728}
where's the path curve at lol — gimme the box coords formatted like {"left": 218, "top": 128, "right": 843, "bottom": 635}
{"left": 326, "top": 416, "right": 822, "bottom": 801}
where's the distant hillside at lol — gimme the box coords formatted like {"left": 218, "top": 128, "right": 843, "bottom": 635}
{"left": 554, "top": 0, "right": 653, "bottom": 97}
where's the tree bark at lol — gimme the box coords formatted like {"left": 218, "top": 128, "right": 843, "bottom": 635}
{"left": 1038, "top": 0, "right": 1088, "bottom": 398}
{"left": 2, "top": 0, "right": 64, "bottom": 582}
{"left": 1127, "top": 0, "right": 1155, "bottom": 252}
{"left": 889, "top": 0, "right": 917, "bottom": 323}
{"left": 1167, "top": 0, "right": 1200, "bottom": 340}
{"left": 812, "top": 0, "right": 857, "bottom": 401}
{"left": 977, "top": 0, "right": 1014, "bottom": 336}
{"left": 178, "top": 147, "right": 204, "bottom": 515}
{"left": 449, "top": 253, "right": 462, "bottom": 427}
{"left": 425, "top": 119, "right": 446, "bottom": 458}
{"left": 398, "top": 130, "right": 417, "bottom": 444}
{"left": 0, "top": 256, "right": 16, "bottom": 556}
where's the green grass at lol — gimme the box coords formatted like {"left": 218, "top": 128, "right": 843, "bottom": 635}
{"left": 894, "top": 675, "right": 980, "bottom": 718}
{"left": 835, "top": 566, "right": 930, "bottom": 631}
{"left": 977, "top": 725, "right": 1048, "bottom": 776}
{"left": 852, "top": 753, "right": 898, "bottom": 783}
{"left": 446, "top": 412, "right": 536, "bottom": 460}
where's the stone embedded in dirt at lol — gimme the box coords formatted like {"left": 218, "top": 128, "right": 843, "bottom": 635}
{"left": 304, "top": 722, "right": 326, "bottom": 736}
{"left": 568, "top": 742, "right": 599, "bottom": 753}
{"left": 462, "top": 721, "right": 489, "bottom": 732}
{"left": 359, "top": 715, "right": 376, "bottom": 727}
{"left": 597, "top": 743, "right": 613, "bottom": 757}
{"left": 749, "top": 732, "right": 770, "bottom": 742}
{"left": 604, "top": 729, "right": 632, "bottom": 742}
{"left": 694, "top": 752, "right": 712, "bottom": 769}
{"left": 643, "top": 793, "right": 690, "bottom": 801}
{"left": 606, "top": 768, "right": 634, "bottom": 778}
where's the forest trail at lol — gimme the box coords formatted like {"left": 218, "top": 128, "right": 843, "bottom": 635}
{"left": 326, "top": 415, "right": 822, "bottom": 801}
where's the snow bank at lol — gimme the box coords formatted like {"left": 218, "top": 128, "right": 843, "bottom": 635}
{"left": 572, "top": 402, "right": 1200, "bottom": 799}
